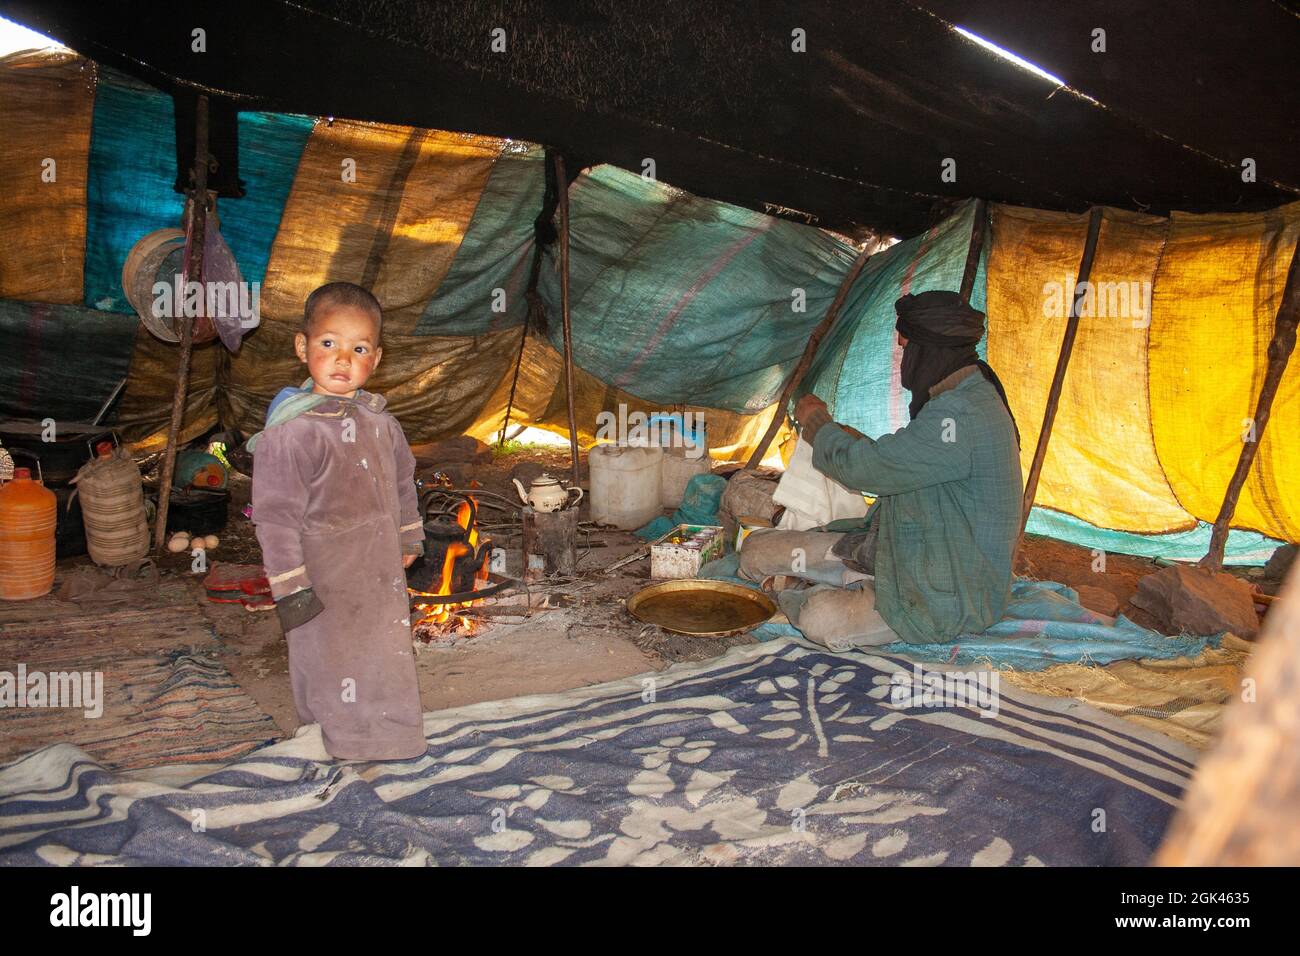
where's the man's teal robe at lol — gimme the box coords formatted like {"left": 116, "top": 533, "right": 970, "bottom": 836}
{"left": 811, "top": 366, "right": 1023, "bottom": 644}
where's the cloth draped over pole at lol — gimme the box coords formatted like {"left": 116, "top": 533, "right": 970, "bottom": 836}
{"left": 498, "top": 147, "right": 563, "bottom": 448}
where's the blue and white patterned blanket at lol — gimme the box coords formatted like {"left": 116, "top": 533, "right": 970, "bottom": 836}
{"left": 0, "top": 640, "right": 1194, "bottom": 866}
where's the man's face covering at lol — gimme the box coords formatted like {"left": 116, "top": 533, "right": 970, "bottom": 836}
{"left": 894, "top": 291, "right": 1020, "bottom": 445}
{"left": 895, "top": 291, "right": 984, "bottom": 419}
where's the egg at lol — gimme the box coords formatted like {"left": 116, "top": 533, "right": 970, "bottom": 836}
{"left": 204, "top": 534, "right": 219, "bottom": 550}
{"left": 167, "top": 534, "right": 190, "bottom": 553}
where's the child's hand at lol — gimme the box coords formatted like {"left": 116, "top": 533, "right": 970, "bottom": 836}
{"left": 402, "top": 553, "right": 418, "bottom": 569}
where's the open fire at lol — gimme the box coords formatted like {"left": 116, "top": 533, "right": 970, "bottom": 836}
{"left": 408, "top": 490, "right": 492, "bottom": 641}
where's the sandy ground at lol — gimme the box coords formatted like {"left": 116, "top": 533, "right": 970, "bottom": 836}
{"left": 25, "top": 443, "right": 1277, "bottom": 742}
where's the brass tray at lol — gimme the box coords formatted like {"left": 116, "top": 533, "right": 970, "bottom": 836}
{"left": 626, "top": 579, "right": 777, "bottom": 637}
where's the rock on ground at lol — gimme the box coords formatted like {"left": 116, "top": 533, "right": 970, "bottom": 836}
{"left": 1129, "top": 564, "right": 1260, "bottom": 639}
{"left": 1264, "top": 544, "right": 1297, "bottom": 582}
{"left": 1074, "top": 584, "right": 1120, "bottom": 617}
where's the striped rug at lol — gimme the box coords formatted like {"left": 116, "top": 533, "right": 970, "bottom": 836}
{"left": 0, "top": 602, "right": 280, "bottom": 771}
{"left": 0, "top": 639, "right": 1193, "bottom": 866}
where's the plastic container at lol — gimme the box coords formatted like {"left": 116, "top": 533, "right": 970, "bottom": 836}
{"left": 0, "top": 467, "right": 58, "bottom": 600}
{"left": 174, "top": 447, "right": 229, "bottom": 490}
{"left": 588, "top": 443, "right": 663, "bottom": 530}
{"left": 645, "top": 415, "right": 710, "bottom": 507}
{"left": 72, "top": 441, "right": 149, "bottom": 567}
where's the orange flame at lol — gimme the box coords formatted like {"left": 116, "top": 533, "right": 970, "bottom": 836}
{"left": 411, "top": 494, "right": 490, "bottom": 634}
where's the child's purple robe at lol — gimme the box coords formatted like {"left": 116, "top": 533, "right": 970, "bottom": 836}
{"left": 252, "top": 390, "right": 426, "bottom": 760}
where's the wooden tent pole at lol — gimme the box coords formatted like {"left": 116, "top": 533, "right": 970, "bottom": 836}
{"left": 959, "top": 199, "right": 988, "bottom": 304}
{"left": 553, "top": 153, "right": 581, "bottom": 488}
{"left": 744, "top": 241, "right": 876, "bottom": 469}
{"left": 1017, "top": 205, "right": 1104, "bottom": 545}
{"left": 1200, "top": 235, "right": 1300, "bottom": 571}
{"left": 497, "top": 320, "right": 529, "bottom": 449}
{"left": 500, "top": 152, "right": 563, "bottom": 449}
{"left": 153, "top": 93, "right": 209, "bottom": 553}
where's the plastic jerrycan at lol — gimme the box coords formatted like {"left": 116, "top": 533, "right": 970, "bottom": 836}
{"left": 0, "top": 466, "right": 58, "bottom": 600}
{"left": 588, "top": 443, "right": 664, "bottom": 529}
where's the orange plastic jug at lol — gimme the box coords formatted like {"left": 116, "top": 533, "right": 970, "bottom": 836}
{"left": 0, "top": 467, "right": 58, "bottom": 600}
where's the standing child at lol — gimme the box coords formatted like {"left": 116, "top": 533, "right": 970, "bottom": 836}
{"left": 249, "top": 281, "right": 426, "bottom": 760}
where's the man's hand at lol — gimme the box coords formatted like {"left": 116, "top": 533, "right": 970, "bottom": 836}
{"left": 402, "top": 553, "right": 418, "bottom": 569}
{"left": 794, "top": 393, "right": 828, "bottom": 426}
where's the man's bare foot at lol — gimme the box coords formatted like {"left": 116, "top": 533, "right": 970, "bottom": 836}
{"left": 760, "top": 574, "right": 809, "bottom": 593}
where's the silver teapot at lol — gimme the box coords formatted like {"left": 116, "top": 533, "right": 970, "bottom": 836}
{"left": 512, "top": 473, "right": 583, "bottom": 513}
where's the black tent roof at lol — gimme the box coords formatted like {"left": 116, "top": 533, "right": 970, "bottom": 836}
{"left": 4, "top": 0, "right": 1298, "bottom": 236}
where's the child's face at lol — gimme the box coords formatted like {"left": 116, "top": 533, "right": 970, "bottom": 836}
{"left": 294, "top": 305, "right": 383, "bottom": 397}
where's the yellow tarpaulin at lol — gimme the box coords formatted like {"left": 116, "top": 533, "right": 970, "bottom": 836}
{"left": 1148, "top": 205, "right": 1300, "bottom": 542}
{"left": 0, "top": 52, "right": 92, "bottom": 303}
{"left": 987, "top": 205, "right": 1192, "bottom": 533}
{"left": 223, "top": 120, "right": 516, "bottom": 442}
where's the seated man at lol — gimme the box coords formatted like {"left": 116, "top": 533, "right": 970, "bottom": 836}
{"left": 739, "top": 290, "right": 1023, "bottom": 650}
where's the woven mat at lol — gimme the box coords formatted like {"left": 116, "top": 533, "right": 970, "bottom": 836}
{"left": 0, "top": 601, "right": 280, "bottom": 770}
{"left": 1000, "top": 635, "right": 1252, "bottom": 750}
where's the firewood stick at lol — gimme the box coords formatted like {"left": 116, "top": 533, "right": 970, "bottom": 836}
{"left": 605, "top": 546, "right": 650, "bottom": 573}
{"left": 459, "top": 604, "right": 549, "bottom": 618}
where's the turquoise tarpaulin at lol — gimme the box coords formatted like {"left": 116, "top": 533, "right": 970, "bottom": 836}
{"left": 802, "top": 199, "right": 988, "bottom": 438}
{"left": 537, "top": 165, "right": 858, "bottom": 413}
{"left": 414, "top": 143, "right": 546, "bottom": 336}
{"left": 698, "top": 555, "right": 1227, "bottom": 668}
{"left": 83, "top": 68, "right": 312, "bottom": 313}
